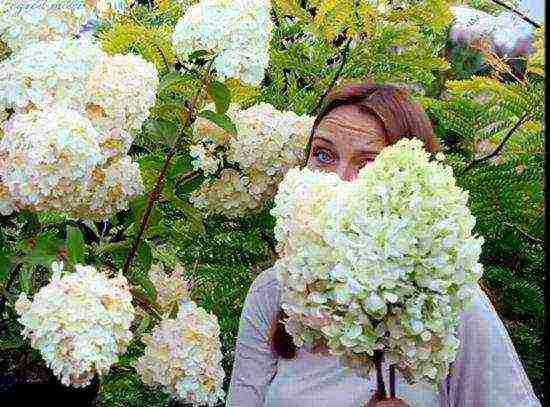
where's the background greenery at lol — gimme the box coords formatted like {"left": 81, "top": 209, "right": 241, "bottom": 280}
{"left": 0, "top": 0, "right": 544, "bottom": 405}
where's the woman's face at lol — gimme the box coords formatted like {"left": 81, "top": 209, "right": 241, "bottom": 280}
{"left": 307, "top": 104, "right": 387, "bottom": 181}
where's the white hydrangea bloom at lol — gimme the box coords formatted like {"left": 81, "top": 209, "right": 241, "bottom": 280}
{"left": 172, "top": 0, "right": 272, "bottom": 86}
{"left": 0, "top": 0, "right": 94, "bottom": 52}
{"left": 189, "top": 102, "right": 313, "bottom": 217}
{"left": 0, "top": 105, "right": 105, "bottom": 214}
{"left": 15, "top": 261, "right": 135, "bottom": 388}
{"left": 85, "top": 53, "right": 159, "bottom": 159}
{"left": 72, "top": 155, "right": 145, "bottom": 221}
{"left": 0, "top": 37, "right": 105, "bottom": 112}
{"left": 134, "top": 300, "right": 226, "bottom": 406}
{"left": 271, "top": 138, "right": 485, "bottom": 388}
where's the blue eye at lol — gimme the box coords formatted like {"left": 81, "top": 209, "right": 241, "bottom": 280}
{"left": 314, "top": 149, "right": 333, "bottom": 164}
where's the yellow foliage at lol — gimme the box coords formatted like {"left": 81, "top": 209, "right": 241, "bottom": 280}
{"left": 223, "top": 79, "right": 261, "bottom": 108}
{"left": 98, "top": 19, "right": 176, "bottom": 74}
{"left": 527, "top": 26, "right": 544, "bottom": 77}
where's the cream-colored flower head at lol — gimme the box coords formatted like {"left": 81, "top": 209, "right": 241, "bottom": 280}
{"left": 0, "top": 37, "right": 105, "bottom": 112}
{"left": 134, "top": 300, "right": 225, "bottom": 406}
{"left": 0, "top": 0, "right": 94, "bottom": 52}
{"left": 15, "top": 261, "right": 135, "bottom": 387}
{"left": 189, "top": 102, "right": 313, "bottom": 217}
{"left": 71, "top": 155, "right": 144, "bottom": 221}
{"left": 271, "top": 138, "right": 485, "bottom": 387}
{"left": 85, "top": 53, "right": 159, "bottom": 159}
{"left": 172, "top": 0, "right": 272, "bottom": 86}
{"left": 0, "top": 105, "right": 105, "bottom": 214}
{"left": 148, "top": 262, "right": 192, "bottom": 314}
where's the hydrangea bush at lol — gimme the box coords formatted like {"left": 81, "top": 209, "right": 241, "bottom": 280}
{"left": 271, "top": 138, "right": 485, "bottom": 387}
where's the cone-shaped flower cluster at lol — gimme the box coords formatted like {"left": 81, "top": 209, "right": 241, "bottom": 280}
{"left": 172, "top": 0, "right": 272, "bottom": 86}
{"left": 271, "top": 138, "right": 485, "bottom": 387}
{"left": 189, "top": 102, "right": 313, "bottom": 217}
{"left": 134, "top": 299, "right": 226, "bottom": 406}
{"left": 15, "top": 262, "right": 135, "bottom": 388}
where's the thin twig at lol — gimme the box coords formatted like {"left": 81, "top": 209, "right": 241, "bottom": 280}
{"left": 122, "top": 68, "right": 211, "bottom": 276}
{"left": 487, "top": 0, "right": 541, "bottom": 28}
{"left": 460, "top": 112, "right": 531, "bottom": 175}
{"left": 503, "top": 221, "right": 543, "bottom": 245}
{"left": 302, "top": 35, "right": 353, "bottom": 168}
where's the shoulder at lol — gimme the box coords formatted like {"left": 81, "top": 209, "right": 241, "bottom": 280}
{"left": 248, "top": 265, "right": 281, "bottom": 298}
{"left": 241, "top": 266, "right": 281, "bottom": 322}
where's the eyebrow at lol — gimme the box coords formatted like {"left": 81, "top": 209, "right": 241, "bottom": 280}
{"left": 313, "top": 136, "right": 380, "bottom": 155}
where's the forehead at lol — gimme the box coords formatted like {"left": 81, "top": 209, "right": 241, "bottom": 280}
{"left": 315, "top": 104, "right": 386, "bottom": 151}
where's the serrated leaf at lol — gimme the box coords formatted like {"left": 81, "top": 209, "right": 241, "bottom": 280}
{"left": 22, "top": 233, "right": 63, "bottom": 268}
{"left": 208, "top": 80, "right": 232, "bottom": 115}
{"left": 143, "top": 119, "right": 179, "bottom": 146}
{"left": 133, "top": 275, "right": 157, "bottom": 304}
{"left": 198, "top": 110, "right": 237, "bottom": 135}
{"left": 67, "top": 226, "right": 85, "bottom": 265}
{"left": 138, "top": 241, "right": 153, "bottom": 271}
{"left": 136, "top": 313, "right": 152, "bottom": 336}
{"left": 164, "top": 191, "right": 205, "bottom": 234}
{"left": 159, "top": 72, "right": 189, "bottom": 93}
{"left": 130, "top": 197, "right": 162, "bottom": 230}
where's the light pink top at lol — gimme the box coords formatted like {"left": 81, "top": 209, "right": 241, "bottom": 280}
{"left": 226, "top": 267, "right": 541, "bottom": 407}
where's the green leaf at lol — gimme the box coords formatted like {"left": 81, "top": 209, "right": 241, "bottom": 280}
{"left": 198, "top": 110, "right": 237, "bottom": 135}
{"left": 66, "top": 226, "right": 85, "bottom": 265}
{"left": 22, "top": 233, "right": 63, "bottom": 268}
{"left": 136, "top": 313, "right": 152, "bottom": 336}
{"left": 143, "top": 119, "right": 179, "bottom": 146}
{"left": 138, "top": 240, "right": 153, "bottom": 271}
{"left": 134, "top": 274, "right": 157, "bottom": 304}
{"left": 188, "top": 50, "right": 210, "bottom": 62}
{"left": 130, "top": 197, "right": 162, "bottom": 230}
{"left": 18, "top": 264, "right": 32, "bottom": 293}
{"left": 165, "top": 191, "right": 205, "bottom": 234}
{"left": 207, "top": 80, "right": 232, "bottom": 115}
{"left": 159, "top": 72, "right": 189, "bottom": 93}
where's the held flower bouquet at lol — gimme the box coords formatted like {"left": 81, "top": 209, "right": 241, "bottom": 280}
{"left": 271, "top": 138, "right": 485, "bottom": 390}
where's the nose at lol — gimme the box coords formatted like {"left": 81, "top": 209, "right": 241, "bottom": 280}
{"left": 336, "top": 162, "right": 358, "bottom": 182}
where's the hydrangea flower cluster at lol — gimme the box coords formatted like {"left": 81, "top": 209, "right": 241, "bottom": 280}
{"left": 171, "top": 0, "right": 272, "bottom": 86}
{"left": 0, "top": 4, "right": 158, "bottom": 219}
{"left": 0, "top": 38, "right": 105, "bottom": 112}
{"left": 85, "top": 52, "right": 160, "bottom": 159}
{"left": 0, "top": 0, "right": 92, "bottom": 52}
{"left": 133, "top": 300, "right": 226, "bottom": 406}
{"left": 14, "top": 262, "right": 135, "bottom": 388}
{"left": 271, "top": 138, "right": 485, "bottom": 387}
{"left": 0, "top": 106, "right": 106, "bottom": 213}
{"left": 148, "top": 262, "right": 192, "bottom": 314}
{"left": 189, "top": 102, "right": 314, "bottom": 217}
{"left": 71, "top": 155, "right": 145, "bottom": 220}
{"left": 0, "top": 0, "right": 134, "bottom": 52}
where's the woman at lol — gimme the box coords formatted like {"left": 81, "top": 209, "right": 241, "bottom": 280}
{"left": 226, "top": 83, "right": 540, "bottom": 407}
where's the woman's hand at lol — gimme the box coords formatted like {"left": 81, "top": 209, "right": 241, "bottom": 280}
{"left": 364, "top": 395, "right": 411, "bottom": 407}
